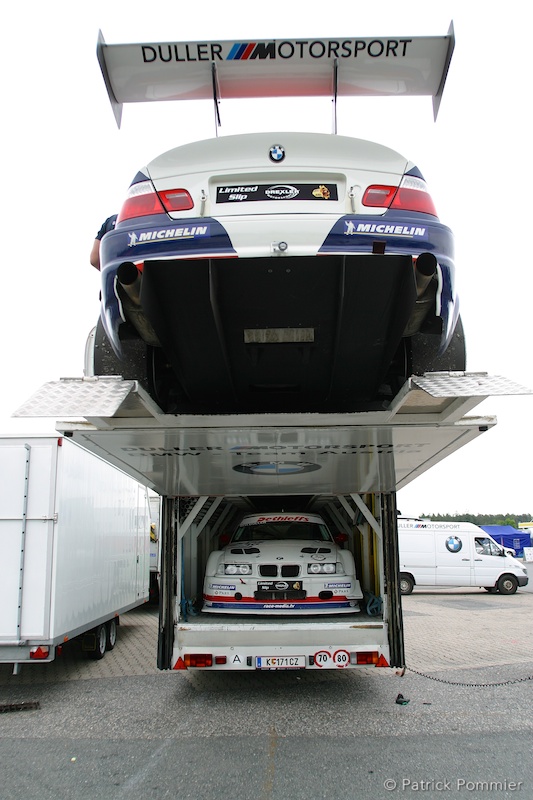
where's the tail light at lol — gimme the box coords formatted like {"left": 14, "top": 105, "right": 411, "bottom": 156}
{"left": 362, "top": 175, "right": 438, "bottom": 216}
{"left": 184, "top": 653, "right": 213, "bottom": 668}
{"left": 117, "top": 180, "right": 194, "bottom": 222}
{"left": 29, "top": 646, "right": 50, "bottom": 660}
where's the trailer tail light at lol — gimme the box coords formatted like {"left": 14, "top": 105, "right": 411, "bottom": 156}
{"left": 29, "top": 646, "right": 49, "bottom": 660}
{"left": 214, "top": 656, "right": 227, "bottom": 665}
{"left": 184, "top": 653, "right": 213, "bottom": 668}
{"left": 362, "top": 175, "right": 438, "bottom": 217}
{"left": 355, "top": 651, "right": 379, "bottom": 665}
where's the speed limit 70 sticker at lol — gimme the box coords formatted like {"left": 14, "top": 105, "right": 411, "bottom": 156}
{"left": 314, "top": 649, "right": 350, "bottom": 668}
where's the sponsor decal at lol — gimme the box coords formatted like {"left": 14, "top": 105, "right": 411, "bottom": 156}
{"left": 233, "top": 461, "right": 321, "bottom": 475}
{"left": 326, "top": 582, "right": 351, "bottom": 589}
{"left": 120, "top": 443, "right": 424, "bottom": 457}
{"left": 216, "top": 184, "right": 338, "bottom": 203}
{"left": 445, "top": 536, "right": 463, "bottom": 553}
{"left": 209, "top": 583, "right": 236, "bottom": 590}
{"left": 265, "top": 185, "right": 299, "bottom": 200}
{"left": 344, "top": 220, "right": 427, "bottom": 237}
{"left": 269, "top": 145, "right": 285, "bottom": 162}
{"left": 127, "top": 225, "right": 210, "bottom": 246}
{"left": 254, "top": 515, "right": 310, "bottom": 523}
{"left": 140, "top": 39, "right": 413, "bottom": 64}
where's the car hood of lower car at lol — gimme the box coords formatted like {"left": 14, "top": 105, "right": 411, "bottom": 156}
{"left": 222, "top": 539, "right": 338, "bottom": 561}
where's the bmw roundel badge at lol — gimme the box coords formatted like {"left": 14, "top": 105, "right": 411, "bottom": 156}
{"left": 445, "top": 536, "right": 463, "bottom": 553}
{"left": 269, "top": 144, "right": 285, "bottom": 163}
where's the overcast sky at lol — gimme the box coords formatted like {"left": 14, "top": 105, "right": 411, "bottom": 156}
{"left": 2, "top": 1, "right": 531, "bottom": 516}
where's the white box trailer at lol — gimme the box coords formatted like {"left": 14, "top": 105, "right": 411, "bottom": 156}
{"left": 14, "top": 372, "right": 530, "bottom": 671}
{"left": 0, "top": 435, "right": 150, "bottom": 673}
{"left": 397, "top": 518, "right": 529, "bottom": 595}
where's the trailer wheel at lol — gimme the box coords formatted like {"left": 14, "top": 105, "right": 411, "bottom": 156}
{"left": 87, "top": 624, "right": 107, "bottom": 660}
{"left": 497, "top": 574, "right": 518, "bottom": 595}
{"left": 106, "top": 619, "right": 118, "bottom": 651}
{"left": 399, "top": 573, "right": 414, "bottom": 595}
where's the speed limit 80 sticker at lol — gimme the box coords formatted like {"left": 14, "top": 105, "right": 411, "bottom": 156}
{"left": 314, "top": 649, "right": 350, "bottom": 668}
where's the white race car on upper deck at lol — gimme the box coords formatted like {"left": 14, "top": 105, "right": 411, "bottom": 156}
{"left": 202, "top": 512, "right": 363, "bottom": 614}
{"left": 94, "top": 30, "right": 463, "bottom": 414}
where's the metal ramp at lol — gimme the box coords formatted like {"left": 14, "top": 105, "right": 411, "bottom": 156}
{"left": 14, "top": 372, "right": 530, "bottom": 497}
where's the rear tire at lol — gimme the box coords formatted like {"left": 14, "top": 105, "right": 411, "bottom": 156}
{"left": 105, "top": 619, "right": 118, "bottom": 651}
{"left": 410, "top": 315, "right": 466, "bottom": 376}
{"left": 93, "top": 318, "right": 150, "bottom": 388}
{"left": 400, "top": 573, "right": 414, "bottom": 595}
{"left": 87, "top": 623, "right": 107, "bottom": 660}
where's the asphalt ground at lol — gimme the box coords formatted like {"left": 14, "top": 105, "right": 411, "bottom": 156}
{"left": 0, "top": 574, "right": 532, "bottom": 800}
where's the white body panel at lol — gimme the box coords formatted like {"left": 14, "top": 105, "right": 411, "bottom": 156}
{"left": 398, "top": 520, "right": 528, "bottom": 590}
{"left": 0, "top": 436, "right": 150, "bottom": 664}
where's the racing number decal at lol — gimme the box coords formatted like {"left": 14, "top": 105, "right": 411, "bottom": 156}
{"left": 314, "top": 649, "right": 350, "bottom": 668}
{"left": 333, "top": 649, "right": 350, "bottom": 668}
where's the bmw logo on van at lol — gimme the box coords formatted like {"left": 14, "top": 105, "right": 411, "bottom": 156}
{"left": 445, "top": 536, "right": 463, "bottom": 553}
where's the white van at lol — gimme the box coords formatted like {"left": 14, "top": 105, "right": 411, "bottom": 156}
{"left": 398, "top": 519, "right": 529, "bottom": 595}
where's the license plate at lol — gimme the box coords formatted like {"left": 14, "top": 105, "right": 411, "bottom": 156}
{"left": 256, "top": 655, "right": 306, "bottom": 669}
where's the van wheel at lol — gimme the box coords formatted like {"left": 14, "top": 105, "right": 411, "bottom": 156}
{"left": 497, "top": 575, "right": 518, "bottom": 595}
{"left": 87, "top": 624, "right": 107, "bottom": 660}
{"left": 400, "top": 574, "right": 414, "bottom": 595}
{"left": 106, "top": 619, "right": 118, "bottom": 651}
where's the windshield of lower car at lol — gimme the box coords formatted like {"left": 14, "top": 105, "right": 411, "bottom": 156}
{"left": 231, "top": 522, "right": 333, "bottom": 542}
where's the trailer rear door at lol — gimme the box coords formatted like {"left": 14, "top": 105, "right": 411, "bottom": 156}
{"left": 0, "top": 439, "right": 58, "bottom": 643}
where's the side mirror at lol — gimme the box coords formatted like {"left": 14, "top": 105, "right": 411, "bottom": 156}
{"left": 219, "top": 533, "right": 231, "bottom": 547}
{"left": 334, "top": 532, "right": 348, "bottom": 545}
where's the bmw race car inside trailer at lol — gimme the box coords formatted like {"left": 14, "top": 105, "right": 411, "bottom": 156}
{"left": 15, "top": 372, "right": 530, "bottom": 671}
{"left": 92, "top": 28, "right": 465, "bottom": 415}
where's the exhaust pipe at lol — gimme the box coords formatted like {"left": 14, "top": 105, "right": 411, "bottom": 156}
{"left": 414, "top": 252, "right": 437, "bottom": 297}
{"left": 117, "top": 262, "right": 143, "bottom": 306}
{"left": 116, "top": 262, "right": 161, "bottom": 347}
{"left": 403, "top": 253, "right": 438, "bottom": 337}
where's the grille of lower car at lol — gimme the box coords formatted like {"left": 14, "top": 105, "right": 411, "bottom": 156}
{"left": 259, "top": 565, "right": 277, "bottom": 577}
{"left": 258, "top": 564, "right": 301, "bottom": 577}
{"left": 281, "top": 565, "right": 300, "bottom": 577}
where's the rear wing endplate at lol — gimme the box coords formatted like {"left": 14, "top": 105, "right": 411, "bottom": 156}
{"left": 97, "top": 24, "right": 455, "bottom": 128}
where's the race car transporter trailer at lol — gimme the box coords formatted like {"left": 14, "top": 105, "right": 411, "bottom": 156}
{"left": 15, "top": 372, "right": 529, "bottom": 672}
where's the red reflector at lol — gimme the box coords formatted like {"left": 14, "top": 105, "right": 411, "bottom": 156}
{"left": 29, "top": 646, "right": 49, "bottom": 660}
{"left": 356, "top": 651, "right": 379, "bottom": 665}
{"left": 362, "top": 185, "right": 397, "bottom": 207}
{"left": 173, "top": 657, "right": 186, "bottom": 670}
{"left": 375, "top": 654, "right": 390, "bottom": 668}
{"left": 159, "top": 188, "right": 194, "bottom": 212}
{"left": 215, "top": 656, "right": 227, "bottom": 665}
{"left": 184, "top": 654, "right": 213, "bottom": 668}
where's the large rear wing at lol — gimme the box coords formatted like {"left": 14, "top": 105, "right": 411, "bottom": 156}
{"left": 97, "top": 24, "right": 454, "bottom": 128}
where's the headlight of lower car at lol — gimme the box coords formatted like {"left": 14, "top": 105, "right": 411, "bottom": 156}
{"left": 307, "top": 563, "right": 336, "bottom": 574}
{"left": 218, "top": 563, "right": 252, "bottom": 575}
